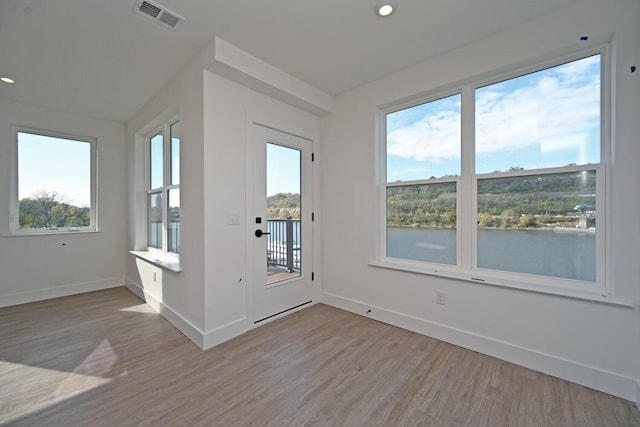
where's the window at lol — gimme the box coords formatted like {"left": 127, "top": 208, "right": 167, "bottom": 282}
{"left": 12, "top": 127, "right": 96, "bottom": 233}
{"left": 146, "top": 120, "right": 180, "bottom": 255}
{"left": 381, "top": 49, "right": 607, "bottom": 294}
{"left": 386, "top": 93, "right": 460, "bottom": 265}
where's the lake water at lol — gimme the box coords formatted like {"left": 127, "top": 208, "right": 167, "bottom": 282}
{"left": 387, "top": 227, "right": 595, "bottom": 282}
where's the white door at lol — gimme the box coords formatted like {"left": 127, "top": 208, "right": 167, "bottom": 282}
{"left": 251, "top": 123, "right": 313, "bottom": 323}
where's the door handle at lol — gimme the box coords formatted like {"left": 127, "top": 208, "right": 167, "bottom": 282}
{"left": 255, "top": 229, "right": 271, "bottom": 238}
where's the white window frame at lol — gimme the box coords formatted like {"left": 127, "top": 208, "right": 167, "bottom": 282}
{"left": 375, "top": 45, "right": 610, "bottom": 300}
{"left": 10, "top": 126, "right": 97, "bottom": 235}
{"left": 145, "top": 118, "right": 180, "bottom": 257}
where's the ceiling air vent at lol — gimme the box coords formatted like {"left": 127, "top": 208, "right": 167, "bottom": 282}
{"left": 134, "top": 0, "right": 185, "bottom": 30}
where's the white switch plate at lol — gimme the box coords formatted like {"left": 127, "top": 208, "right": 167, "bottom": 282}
{"left": 227, "top": 213, "right": 241, "bottom": 225}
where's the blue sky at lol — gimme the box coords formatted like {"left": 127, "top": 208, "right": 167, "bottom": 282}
{"left": 267, "top": 143, "right": 300, "bottom": 196}
{"left": 150, "top": 125, "right": 180, "bottom": 189}
{"left": 18, "top": 132, "right": 91, "bottom": 207}
{"left": 150, "top": 133, "right": 163, "bottom": 189}
{"left": 386, "top": 54, "right": 601, "bottom": 182}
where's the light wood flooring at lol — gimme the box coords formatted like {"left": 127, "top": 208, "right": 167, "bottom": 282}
{"left": 267, "top": 267, "right": 300, "bottom": 285}
{"left": 0, "top": 287, "right": 638, "bottom": 426}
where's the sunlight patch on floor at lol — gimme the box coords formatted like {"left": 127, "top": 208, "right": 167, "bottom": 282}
{"left": 119, "top": 303, "right": 155, "bottom": 314}
{"left": 0, "top": 339, "right": 117, "bottom": 424}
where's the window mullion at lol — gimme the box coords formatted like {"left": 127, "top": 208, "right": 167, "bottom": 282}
{"left": 596, "top": 163, "right": 607, "bottom": 292}
{"left": 600, "top": 45, "right": 611, "bottom": 294}
{"left": 161, "top": 124, "right": 170, "bottom": 254}
{"left": 460, "top": 85, "right": 475, "bottom": 270}
{"left": 379, "top": 111, "right": 388, "bottom": 260}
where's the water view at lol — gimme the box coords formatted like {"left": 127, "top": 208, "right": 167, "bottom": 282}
{"left": 387, "top": 227, "right": 595, "bottom": 282}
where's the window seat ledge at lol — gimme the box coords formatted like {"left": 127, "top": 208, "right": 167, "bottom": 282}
{"left": 369, "top": 259, "right": 634, "bottom": 308}
{"left": 130, "top": 251, "right": 182, "bottom": 272}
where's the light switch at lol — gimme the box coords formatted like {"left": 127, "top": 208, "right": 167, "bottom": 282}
{"left": 227, "top": 213, "right": 241, "bottom": 225}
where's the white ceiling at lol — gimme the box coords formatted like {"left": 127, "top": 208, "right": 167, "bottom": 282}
{"left": 0, "top": 0, "right": 577, "bottom": 123}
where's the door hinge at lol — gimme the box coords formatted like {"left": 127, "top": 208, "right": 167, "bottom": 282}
{"left": 312, "top": 212, "right": 315, "bottom": 221}
{"left": 312, "top": 272, "right": 315, "bottom": 281}
{"left": 312, "top": 152, "right": 315, "bottom": 162}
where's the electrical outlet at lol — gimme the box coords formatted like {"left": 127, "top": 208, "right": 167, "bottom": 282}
{"left": 436, "top": 290, "right": 446, "bottom": 305}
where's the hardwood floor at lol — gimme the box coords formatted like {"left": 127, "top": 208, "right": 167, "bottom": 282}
{"left": 0, "top": 288, "right": 638, "bottom": 426}
{"left": 267, "top": 267, "right": 300, "bottom": 285}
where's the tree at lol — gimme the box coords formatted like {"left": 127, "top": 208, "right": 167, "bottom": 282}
{"left": 267, "top": 193, "right": 301, "bottom": 219}
{"left": 518, "top": 215, "right": 538, "bottom": 228}
{"left": 18, "top": 190, "right": 90, "bottom": 229}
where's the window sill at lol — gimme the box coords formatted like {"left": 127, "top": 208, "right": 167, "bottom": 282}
{"left": 368, "top": 259, "right": 634, "bottom": 308}
{"left": 130, "top": 251, "right": 182, "bottom": 272}
{"left": 1, "top": 229, "right": 100, "bottom": 237}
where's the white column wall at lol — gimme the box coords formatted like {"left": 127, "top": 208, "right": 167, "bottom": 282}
{"left": 320, "top": 0, "right": 640, "bottom": 400}
{"left": 124, "top": 49, "right": 321, "bottom": 347}
{"left": 202, "top": 70, "right": 321, "bottom": 344}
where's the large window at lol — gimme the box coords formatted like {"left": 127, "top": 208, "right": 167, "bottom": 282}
{"left": 147, "top": 120, "right": 180, "bottom": 255}
{"left": 381, "top": 49, "right": 606, "bottom": 293}
{"left": 12, "top": 127, "right": 96, "bottom": 233}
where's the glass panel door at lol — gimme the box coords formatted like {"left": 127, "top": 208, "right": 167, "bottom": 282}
{"left": 252, "top": 124, "right": 313, "bottom": 323}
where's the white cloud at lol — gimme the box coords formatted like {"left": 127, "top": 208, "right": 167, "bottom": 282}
{"left": 476, "top": 72, "right": 599, "bottom": 157}
{"left": 387, "top": 109, "right": 460, "bottom": 161}
{"left": 388, "top": 56, "right": 600, "bottom": 166}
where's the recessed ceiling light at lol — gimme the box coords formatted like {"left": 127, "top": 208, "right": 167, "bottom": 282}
{"left": 1, "top": 76, "right": 15, "bottom": 84}
{"left": 375, "top": 1, "right": 397, "bottom": 17}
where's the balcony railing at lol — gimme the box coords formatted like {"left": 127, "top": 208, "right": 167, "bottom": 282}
{"left": 266, "top": 217, "right": 300, "bottom": 272}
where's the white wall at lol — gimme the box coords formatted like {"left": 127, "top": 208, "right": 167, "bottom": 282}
{"left": 125, "top": 51, "right": 207, "bottom": 342}
{"left": 0, "top": 100, "right": 126, "bottom": 306}
{"left": 125, "top": 45, "right": 322, "bottom": 348}
{"left": 320, "top": 0, "right": 640, "bottom": 401}
{"left": 202, "top": 70, "right": 321, "bottom": 344}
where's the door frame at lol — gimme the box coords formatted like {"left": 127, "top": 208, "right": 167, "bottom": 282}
{"left": 244, "top": 115, "right": 319, "bottom": 328}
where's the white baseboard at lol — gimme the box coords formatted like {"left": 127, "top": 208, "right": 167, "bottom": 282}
{"left": 203, "top": 318, "right": 247, "bottom": 350}
{"left": 322, "top": 291, "right": 638, "bottom": 402}
{"left": 0, "top": 277, "right": 124, "bottom": 307}
{"left": 125, "top": 280, "right": 248, "bottom": 350}
{"left": 125, "top": 281, "right": 206, "bottom": 348}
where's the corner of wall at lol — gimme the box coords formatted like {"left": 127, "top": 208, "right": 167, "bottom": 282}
{"left": 202, "top": 318, "right": 248, "bottom": 350}
{"left": 124, "top": 278, "right": 205, "bottom": 349}
{"left": 124, "top": 277, "right": 248, "bottom": 351}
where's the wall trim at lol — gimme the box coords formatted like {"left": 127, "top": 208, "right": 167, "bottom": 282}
{"left": 125, "top": 281, "right": 205, "bottom": 349}
{"left": 125, "top": 280, "right": 250, "bottom": 351}
{"left": 322, "top": 291, "right": 638, "bottom": 402}
{"left": 203, "top": 318, "right": 247, "bottom": 350}
{"left": 0, "top": 276, "right": 124, "bottom": 307}
{"left": 204, "top": 37, "right": 334, "bottom": 116}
